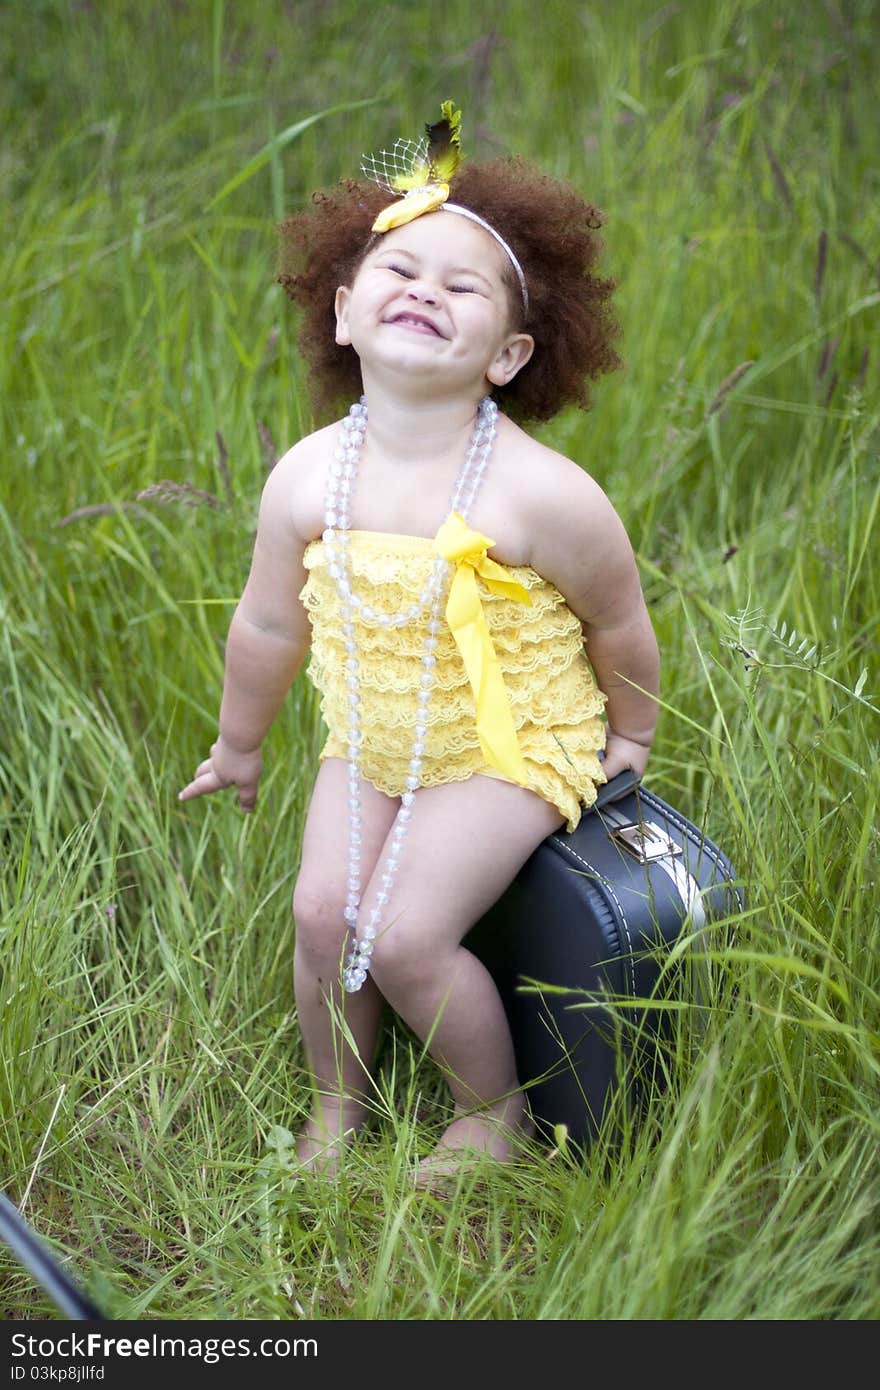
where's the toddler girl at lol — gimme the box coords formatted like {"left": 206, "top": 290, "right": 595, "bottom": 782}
{"left": 179, "top": 106, "right": 659, "bottom": 1180}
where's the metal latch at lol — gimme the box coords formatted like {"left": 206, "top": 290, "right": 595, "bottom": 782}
{"left": 609, "top": 819, "right": 682, "bottom": 864}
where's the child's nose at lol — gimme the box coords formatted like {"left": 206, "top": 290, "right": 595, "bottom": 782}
{"left": 406, "top": 282, "right": 439, "bottom": 307}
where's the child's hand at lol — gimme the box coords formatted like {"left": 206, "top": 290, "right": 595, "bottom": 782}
{"left": 601, "top": 730, "right": 651, "bottom": 783}
{"left": 178, "top": 739, "right": 263, "bottom": 813}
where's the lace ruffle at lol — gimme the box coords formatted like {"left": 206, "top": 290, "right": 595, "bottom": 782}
{"left": 301, "top": 534, "right": 607, "bottom": 831}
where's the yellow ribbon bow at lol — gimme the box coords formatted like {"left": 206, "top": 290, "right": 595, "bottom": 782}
{"left": 434, "top": 512, "right": 532, "bottom": 786}
{"left": 372, "top": 182, "right": 450, "bottom": 233}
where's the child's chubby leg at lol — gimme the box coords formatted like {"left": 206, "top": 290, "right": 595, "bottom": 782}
{"left": 362, "top": 774, "right": 564, "bottom": 1176}
{"left": 292, "top": 757, "right": 399, "bottom": 1168}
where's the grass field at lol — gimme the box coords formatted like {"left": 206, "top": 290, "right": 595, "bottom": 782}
{"left": 1, "top": 0, "right": 878, "bottom": 1320}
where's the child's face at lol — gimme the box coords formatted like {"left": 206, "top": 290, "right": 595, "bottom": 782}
{"left": 334, "top": 211, "right": 533, "bottom": 395}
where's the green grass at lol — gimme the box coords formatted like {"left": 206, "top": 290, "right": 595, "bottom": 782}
{"left": 2, "top": 0, "right": 878, "bottom": 1320}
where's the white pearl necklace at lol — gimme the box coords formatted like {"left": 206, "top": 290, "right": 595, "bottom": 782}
{"left": 320, "top": 396, "right": 499, "bottom": 993}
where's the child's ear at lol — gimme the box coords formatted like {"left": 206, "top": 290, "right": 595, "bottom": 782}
{"left": 487, "top": 333, "right": 535, "bottom": 388}
{"left": 334, "top": 286, "right": 352, "bottom": 346}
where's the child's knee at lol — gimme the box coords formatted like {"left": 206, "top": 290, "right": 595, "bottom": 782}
{"left": 292, "top": 876, "right": 347, "bottom": 965}
{"left": 369, "top": 918, "right": 445, "bottom": 996}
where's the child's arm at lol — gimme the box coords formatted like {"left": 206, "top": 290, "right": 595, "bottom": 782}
{"left": 580, "top": 587, "right": 659, "bottom": 781}
{"left": 178, "top": 455, "right": 313, "bottom": 812}
{"left": 529, "top": 466, "right": 660, "bottom": 782}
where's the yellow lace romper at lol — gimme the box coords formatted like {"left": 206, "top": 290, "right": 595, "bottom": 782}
{"left": 300, "top": 522, "right": 607, "bottom": 832}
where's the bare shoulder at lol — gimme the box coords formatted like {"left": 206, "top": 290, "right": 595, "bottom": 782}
{"left": 498, "top": 417, "right": 621, "bottom": 552}
{"left": 259, "top": 421, "right": 338, "bottom": 544}
{"left": 498, "top": 417, "right": 637, "bottom": 618}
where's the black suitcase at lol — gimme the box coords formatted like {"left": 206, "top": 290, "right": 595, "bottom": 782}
{"left": 464, "top": 773, "right": 743, "bottom": 1150}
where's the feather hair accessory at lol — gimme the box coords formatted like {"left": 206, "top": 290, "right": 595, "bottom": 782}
{"left": 361, "top": 101, "right": 463, "bottom": 233}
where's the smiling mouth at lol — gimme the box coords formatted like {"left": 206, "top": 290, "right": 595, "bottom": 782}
{"left": 386, "top": 312, "right": 445, "bottom": 337}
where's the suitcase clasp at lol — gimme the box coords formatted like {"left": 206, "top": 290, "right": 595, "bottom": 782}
{"left": 609, "top": 819, "right": 682, "bottom": 863}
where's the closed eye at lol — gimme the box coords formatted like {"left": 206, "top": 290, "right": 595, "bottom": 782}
{"left": 385, "top": 263, "right": 415, "bottom": 279}
{"left": 448, "top": 283, "right": 481, "bottom": 295}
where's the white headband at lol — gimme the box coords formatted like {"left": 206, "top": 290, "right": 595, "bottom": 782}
{"left": 441, "top": 203, "right": 529, "bottom": 317}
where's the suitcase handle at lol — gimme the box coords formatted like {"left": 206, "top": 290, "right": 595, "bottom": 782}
{"left": 592, "top": 768, "right": 641, "bottom": 808}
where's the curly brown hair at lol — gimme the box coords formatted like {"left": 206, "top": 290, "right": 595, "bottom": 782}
{"left": 277, "top": 157, "right": 622, "bottom": 424}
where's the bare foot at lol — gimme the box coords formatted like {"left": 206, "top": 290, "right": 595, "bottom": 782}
{"left": 415, "top": 1096, "right": 534, "bottom": 1190}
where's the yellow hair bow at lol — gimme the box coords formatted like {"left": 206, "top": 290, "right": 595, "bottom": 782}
{"left": 363, "top": 101, "right": 463, "bottom": 234}
{"left": 371, "top": 183, "right": 451, "bottom": 234}
{"left": 434, "top": 512, "right": 532, "bottom": 786}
